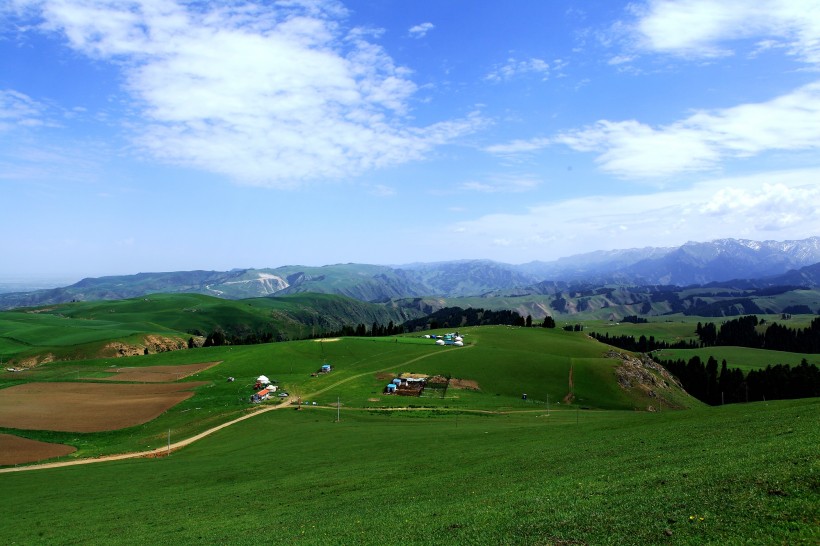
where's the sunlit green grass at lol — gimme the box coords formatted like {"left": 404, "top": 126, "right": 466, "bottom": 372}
{"left": 0, "top": 399, "right": 816, "bottom": 545}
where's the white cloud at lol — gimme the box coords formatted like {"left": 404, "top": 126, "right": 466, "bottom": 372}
{"left": 482, "top": 2, "right": 820, "bottom": 179}
{"left": 487, "top": 81, "right": 820, "bottom": 178}
{"left": 630, "top": 0, "right": 820, "bottom": 65}
{"left": 408, "top": 22, "right": 434, "bottom": 38}
{"left": 447, "top": 169, "right": 820, "bottom": 261}
{"left": 558, "top": 82, "right": 820, "bottom": 177}
{"left": 485, "top": 57, "right": 554, "bottom": 82}
{"left": 17, "top": 1, "right": 479, "bottom": 187}
{"left": 701, "top": 182, "right": 820, "bottom": 230}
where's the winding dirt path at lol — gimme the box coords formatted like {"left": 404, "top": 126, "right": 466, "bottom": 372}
{"left": 0, "top": 345, "right": 464, "bottom": 474}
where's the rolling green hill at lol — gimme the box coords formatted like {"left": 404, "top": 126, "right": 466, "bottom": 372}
{"left": 0, "top": 293, "right": 416, "bottom": 366}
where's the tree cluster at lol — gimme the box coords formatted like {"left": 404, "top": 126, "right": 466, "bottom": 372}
{"left": 696, "top": 316, "right": 820, "bottom": 353}
{"left": 321, "top": 321, "right": 406, "bottom": 338}
{"left": 200, "top": 327, "right": 275, "bottom": 347}
{"left": 402, "top": 307, "right": 525, "bottom": 332}
{"left": 656, "top": 355, "right": 819, "bottom": 405}
{"left": 620, "top": 315, "right": 648, "bottom": 324}
{"left": 590, "top": 332, "right": 699, "bottom": 352}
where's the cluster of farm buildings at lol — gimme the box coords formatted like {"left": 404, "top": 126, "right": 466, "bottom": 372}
{"left": 249, "top": 375, "right": 281, "bottom": 403}
{"left": 423, "top": 333, "right": 464, "bottom": 346}
{"left": 384, "top": 376, "right": 427, "bottom": 396}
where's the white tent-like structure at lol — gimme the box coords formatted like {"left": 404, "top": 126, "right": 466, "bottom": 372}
{"left": 257, "top": 375, "right": 271, "bottom": 385}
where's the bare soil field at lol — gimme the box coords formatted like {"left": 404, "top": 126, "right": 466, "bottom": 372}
{"left": 0, "top": 382, "right": 207, "bottom": 432}
{"left": 89, "top": 361, "right": 221, "bottom": 382}
{"left": 0, "top": 433, "right": 77, "bottom": 465}
{"left": 449, "top": 378, "right": 480, "bottom": 390}
{"left": 427, "top": 375, "right": 479, "bottom": 390}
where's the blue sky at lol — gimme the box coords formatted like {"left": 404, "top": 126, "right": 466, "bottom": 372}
{"left": 2, "top": 0, "right": 820, "bottom": 281}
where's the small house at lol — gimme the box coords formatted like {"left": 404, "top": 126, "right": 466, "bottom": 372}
{"left": 251, "top": 388, "right": 271, "bottom": 403}
{"left": 321, "top": 364, "right": 331, "bottom": 373}
{"left": 386, "top": 383, "right": 397, "bottom": 393}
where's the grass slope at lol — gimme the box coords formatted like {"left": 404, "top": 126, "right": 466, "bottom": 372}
{"left": 0, "top": 399, "right": 816, "bottom": 545}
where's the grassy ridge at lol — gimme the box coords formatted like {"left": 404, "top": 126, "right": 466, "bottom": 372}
{"left": 0, "top": 399, "right": 816, "bottom": 545}
{"left": 0, "top": 293, "right": 411, "bottom": 364}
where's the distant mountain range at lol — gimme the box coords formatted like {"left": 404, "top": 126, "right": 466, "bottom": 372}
{"left": 1, "top": 237, "right": 819, "bottom": 310}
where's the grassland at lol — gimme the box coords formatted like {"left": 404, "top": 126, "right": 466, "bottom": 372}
{"left": 0, "top": 314, "right": 817, "bottom": 544}
{"left": 0, "top": 398, "right": 816, "bottom": 545}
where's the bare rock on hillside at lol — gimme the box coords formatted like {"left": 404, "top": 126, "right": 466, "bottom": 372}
{"left": 143, "top": 335, "right": 188, "bottom": 354}
{"left": 102, "top": 336, "right": 188, "bottom": 358}
{"left": 15, "top": 352, "right": 56, "bottom": 369}
{"left": 103, "top": 342, "right": 144, "bottom": 358}
{"left": 609, "top": 350, "right": 684, "bottom": 410}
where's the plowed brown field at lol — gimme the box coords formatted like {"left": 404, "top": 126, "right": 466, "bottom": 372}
{"left": 0, "top": 433, "right": 76, "bottom": 465}
{"left": 0, "top": 382, "right": 206, "bottom": 432}
{"left": 89, "top": 361, "right": 221, "bottom": 382}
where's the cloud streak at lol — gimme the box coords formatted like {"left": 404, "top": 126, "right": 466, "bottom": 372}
{"left": 447, "top": 169, "right": 820, "bottom": 261}
{"left": 17, "top": 0, "right": 479, "bottom": 187}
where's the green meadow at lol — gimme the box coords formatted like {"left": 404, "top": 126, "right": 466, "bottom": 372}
{"left": 0, "top": 319, "right": 817, "bottom": 544}
{"left": 0, "top": 399, "right": 816, "bottom": 545}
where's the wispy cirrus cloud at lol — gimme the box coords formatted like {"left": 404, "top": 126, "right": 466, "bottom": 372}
{"left": 408, "top": 22, "right": 434, "bottom": 38}
{"left": 485, "top": 57, "right": 563, "bottom": 82}
{"left": 13, "top": 1, "right": 480, "bottom": 187}
{"left": 459, "top": 174, "right": 540, "bottom": 193}
{"left": 0, "top": 89, "right": 47, "bottom": 131}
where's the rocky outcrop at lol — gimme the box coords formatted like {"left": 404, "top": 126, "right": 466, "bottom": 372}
{"left": 608, "top": 350, "right": 686, "bottom": 410}
{"left": 102, "top": 335, "right": 189, "bottom": 358}
{"left": 143, "top": 335, "right": 188, "bottom": 353}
